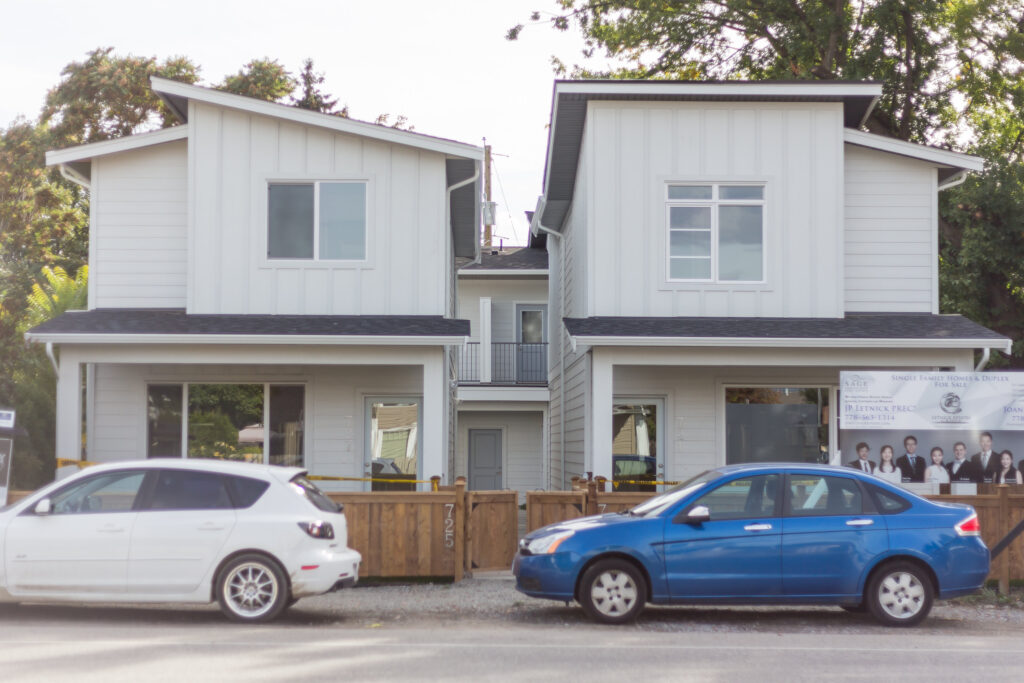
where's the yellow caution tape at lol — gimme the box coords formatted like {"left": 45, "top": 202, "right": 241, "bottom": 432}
{"left": 612, "top": 479, "right": 680, "bottom": 486}
{"left": 57, "top": 458, "right": 97, "bottom": 468}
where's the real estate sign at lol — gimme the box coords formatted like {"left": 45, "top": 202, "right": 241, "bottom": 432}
{"left": 839, "top": 372, "right": 1024, "bottom": 488}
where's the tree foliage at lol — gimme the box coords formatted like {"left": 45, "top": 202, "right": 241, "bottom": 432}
{"left": 292, "top": 58, "right": 348, "bottom": 116}
{"left": 219, "top": 58, "right": 297, "bottom": 102}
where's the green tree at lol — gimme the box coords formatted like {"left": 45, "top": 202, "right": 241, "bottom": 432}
{"left": 40, "top": 47, "right": 199, "bottom": 148}
{"left": 292, "top": 58, "right": 348, "bottom": 116}
{"left": 219, "top": 58, "right": 296, "bottom": 102}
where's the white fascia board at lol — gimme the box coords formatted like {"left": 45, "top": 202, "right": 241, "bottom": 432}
{"left": 150, "top": 77, "right": 483, "bottom": 160}
{"left": 843, "top": 129, "right": 984, "bottom": 171}
{"left": 45, "top": 126, "right": 189, "bottom": 166}
{"left": 25, "top": 332, "right": 469, "bottom": 347}
{"left": 555, "top": 81, "right": 883, "bottom": 99}
{"left": 457, "top": 269, "right": 548, "bottom": 277}
{"left": 571, "top": 335, "right": 1012, "bottom": 354}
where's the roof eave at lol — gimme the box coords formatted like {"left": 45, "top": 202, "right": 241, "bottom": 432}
{"left": 25, "top": 332, "right": 469, "bottom": 347}
{"left": 569, "top": 335, "right": 1012, "bottom": 353}
{"left": 45, "top": 125, "right": 189, "bottom": 166}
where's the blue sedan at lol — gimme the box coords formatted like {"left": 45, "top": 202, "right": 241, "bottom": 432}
{"left": 514, "top": 464, "right": 988, "bottom": 626}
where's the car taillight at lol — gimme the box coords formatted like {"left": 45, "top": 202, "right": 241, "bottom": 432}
{"left": 298, "top": 521, "right": 335, "bottom": 539}
{"left": 955, "top": 513, "right": 980, "bottom": 537}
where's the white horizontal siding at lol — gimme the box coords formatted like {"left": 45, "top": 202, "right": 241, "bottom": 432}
{"left": 843, "top": 145, "right": 938, "bottom": 312}
{"left": 91, "top": 141, "right": 187, "bottom": 308}
{"left": 456, "top": 279, "right": 548, "bottom": 342}
{"left": 456, "top": 411, "right": 545, "bottom": 502}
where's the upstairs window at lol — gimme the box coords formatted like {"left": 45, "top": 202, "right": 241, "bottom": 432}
{"left": 667, "top": 183, "right": 764, "bottom": 282}
{"left": 268, "top": 181, "right": 366, "bottom": 260}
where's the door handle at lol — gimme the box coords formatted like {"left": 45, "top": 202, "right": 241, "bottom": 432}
{"left": 198, "top": 523, "right": 226, "bottom": 531}
{"left": 845, "top": 519, "right": 874, "bottom": 527}
{"left": 744, "top": 523, "right": 772, "bottom": 531}
{"left": 97, "top": 525, "right": 125, "bottom": 533}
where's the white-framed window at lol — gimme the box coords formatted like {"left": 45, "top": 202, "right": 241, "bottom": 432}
{"left": 666, "top": 183, "right": 765, "bottom": 282}
{"left": 268, "top": 181, "right": 366, "bottom": 260}
{"left": 146, "top": 383, "right": 305, "bottom": 466}
{"left": 724, "top": 386, "right": 832, "bottom": 465}
{"left": 364, "top": 397, "right": 422, "bottom": 491}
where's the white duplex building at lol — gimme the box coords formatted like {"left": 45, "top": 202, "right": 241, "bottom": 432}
{"left": 28, "top": 78, "right": 1012, "bottom": 497}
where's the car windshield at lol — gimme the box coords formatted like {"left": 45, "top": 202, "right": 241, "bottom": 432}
{"left": 290, "top": 475, "right": 341, "bottom": 513}
{"left": 629, "top": 470, "right": 722, "bottom": 517}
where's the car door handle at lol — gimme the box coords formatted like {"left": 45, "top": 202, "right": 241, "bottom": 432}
{"left": 197, "top": 523, "right": 226, "bottom": 531}
{"left": 97, "top": 525, "right": 125, "bottom": 533}
{"left": 744, "top": 523, "right": 772, "bottom": 531}
{"left": 846, "top": 519, "right": 874, "bottom": 527}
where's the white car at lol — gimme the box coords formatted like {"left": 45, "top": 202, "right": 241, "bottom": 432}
{"left": 0, "top": 459, "right": 361, "bottom": 622}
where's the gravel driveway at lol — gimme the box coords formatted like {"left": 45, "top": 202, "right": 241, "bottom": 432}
{"left": 289, "top": 572, "right": 1024, "bottom": 634}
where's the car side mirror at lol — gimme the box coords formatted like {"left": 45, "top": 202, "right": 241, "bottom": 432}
{"left": 34, "top": 498, "right": 52, "bottom": 516}
{"left": 684, "top": 504, "right": 710, "bottom": 525}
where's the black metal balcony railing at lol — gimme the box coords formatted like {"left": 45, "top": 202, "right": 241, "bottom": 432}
{"left": 457, "top": 342, "right": 548, "bottom": 385}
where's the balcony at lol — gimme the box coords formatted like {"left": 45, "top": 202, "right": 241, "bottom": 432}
{"left": 457, "top": 342, "right": 548, "bottom": 385}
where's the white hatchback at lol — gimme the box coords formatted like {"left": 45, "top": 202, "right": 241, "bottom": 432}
{"left": 0, "top": 459, "right": 361, "bottom": 622}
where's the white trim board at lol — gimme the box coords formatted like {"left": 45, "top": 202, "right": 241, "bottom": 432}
{"left": 151, "top": 77, "right": 483, "bottom": 160}
{"left": 46, "top": 126, "right": 189, "bottom": 166}
{"left": 25, "top": 332, "right": 469, "bottom": 346}
{"left": 570, "top": 335, "right": 1012, "bottom": 353}
{"left": 843, "top": 129, "right": 983, "bottom": 171}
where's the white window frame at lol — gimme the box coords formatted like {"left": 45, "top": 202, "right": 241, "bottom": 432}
{"left": 267, "top": 180, "right": 368, "bottom": 262}
{"left": 363, "top": 395, "right": 424, "bottom": 492}
{"left": 145, "top": 381, "right": 306, "bottom": 466}
{"left": 665, "top": 182, "right": 767, "bottom": 284}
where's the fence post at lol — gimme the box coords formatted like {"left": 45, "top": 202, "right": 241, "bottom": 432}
{"left": 430, "top": 475, "right": 441, "bottom": 492}
{"left": 998, "top": 484, "right": 1010, "bottom": 594}
{"left": 454, "top": 477, "right": 466, "bottom": 582}
{"left": 586, "top": 479, "right": 598, "bottom": 516}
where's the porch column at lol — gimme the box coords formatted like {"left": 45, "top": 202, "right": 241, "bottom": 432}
{"left": 479, "top": 297, "right": 492, "bottom": 383}
{"left": 55, "top": 346, "right": 82, "bottom": 465}
{"left": 591, "top": 349, "right": 614, "bottom": 482}
{"left": 422, "top": 349, "right": 446, "bottom": 490}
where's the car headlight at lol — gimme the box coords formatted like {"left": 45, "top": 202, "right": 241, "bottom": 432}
{"left": 525, "top": 530, "right": 574, "bottom": 555}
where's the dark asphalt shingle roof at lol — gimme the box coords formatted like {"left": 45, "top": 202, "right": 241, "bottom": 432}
{"left": 29, "top": 309, "right": 469, "bottom": 338}
{"left": 563, "top": 314, "right": 1008, "bottom": 342}
{"left": 461, "top": 247, "right": 548, "bottom": 271}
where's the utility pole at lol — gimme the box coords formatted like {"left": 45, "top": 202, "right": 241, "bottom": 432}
{"left": 483, "top": 140, "right": 492, "bottom": 250}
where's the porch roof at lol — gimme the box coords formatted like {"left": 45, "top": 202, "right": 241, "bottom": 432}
{"left": 563, "top": 313, "right": 1011, "bottom": 352}
{"left": 26, "top": 309, "right": 470, "bottom": 346}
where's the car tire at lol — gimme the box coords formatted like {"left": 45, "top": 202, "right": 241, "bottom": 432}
{"left": 866, "top": 561, "right": 933, "bottom": 627}
{"left": 216, "top": 554, "right": 289, "bottom": 623}
{"left": 579, "top": 559, "right": 646, "bottom": 624}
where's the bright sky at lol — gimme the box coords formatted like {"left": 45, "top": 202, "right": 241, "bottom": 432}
{"left": 1, "top": 0, "right": 610, "bottom": 246}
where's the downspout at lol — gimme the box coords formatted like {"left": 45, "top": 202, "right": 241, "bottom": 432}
{"left": 937, "top": 170, "right": 968, "bottom": 192}
{"left": 530, "top": 199, "right": 565, "bottom": 489}
{"left": 59, "top": 164, "right": 90, "bottom": 190}
{"left": 447, "top": 165, "right": 481, "bottom": 264}
{"left": 975, "top": 347, "right": 991, "bottom": 372}
{"left": 45, "top": 342, "right": 59, "bottom": 377}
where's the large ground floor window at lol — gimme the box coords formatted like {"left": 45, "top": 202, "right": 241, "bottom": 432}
{"left": 147, "top": 383, "right": 305, "bottom": 466}
{"left": 366, "top": 397, "right": 421, "bottom": 491}
{"left": 725, "top": 387, "right": 830, "bottom": 465}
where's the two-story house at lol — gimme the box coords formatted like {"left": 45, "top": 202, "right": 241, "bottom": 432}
{"left": 28, "top": 78, "right": 482, "bottom": 491}
{"left": 529, "top": 81, "right": 1012, "bottom": 490}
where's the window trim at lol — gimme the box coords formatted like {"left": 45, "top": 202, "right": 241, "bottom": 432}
{"left": 665, "top": 182, "right": 767, "bottom": 284}
{"left": 266, "top": 178, "right": 369, "bottom": 264}
{"left": 145, "top": 381, "right": 306, "bottom": 466}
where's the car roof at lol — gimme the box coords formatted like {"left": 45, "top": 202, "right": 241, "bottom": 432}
{"left": 63, "top": 459, "right": 305, "bottom": 483}
{"left": 712, "top": 462, "right": 869, "bottom": 477}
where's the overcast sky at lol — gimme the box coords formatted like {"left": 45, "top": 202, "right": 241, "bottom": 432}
{"left": 1, "top": 0, "right": 610, "bottom": 246}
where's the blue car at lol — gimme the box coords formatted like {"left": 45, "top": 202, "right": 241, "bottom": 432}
{"left": 514, "top": 464, "right": 988, "bottom": 626}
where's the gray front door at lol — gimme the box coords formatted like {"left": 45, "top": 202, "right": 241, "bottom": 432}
{"left": 469, "top": 429, "right": 502, "bottom": 490}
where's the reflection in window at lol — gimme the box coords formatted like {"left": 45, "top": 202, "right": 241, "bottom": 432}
{"left": 612, "top": 403, "right": 657, "bottom": 492}
{"left": 147, "top": 385, "right": 183, "bottom": 458}
{"left": 693, "top": 475, "right": 780, "bottom": 521}
{"left": 368, "top": 400, "right": 419, "bottom": 491}
{"left": 52, "top": 472, "right": 146, "bottom": 514}
{"left": 726, "top": 387, "right": 829, "bottom": 465}
{"left": 145, "top": 383, "right": 304, "bottom": 466}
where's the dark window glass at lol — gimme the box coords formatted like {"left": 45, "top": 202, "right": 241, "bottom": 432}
{"left": 269, "top": 385, "right": 304, "bottom": 467}
{"left": 787, "top": 475, "right": 863, "bottom": 516}
{"left": 148, "top": 385, "right": 183, "bottom": 458}
{"left": 268, "top": 184, "right": 314, "bottom": 259}
{"left": 48, "top": 471, "right": 146, "bottom": 515}
{"left": 227, "top": 475, "right": 270, "bottom": 508}
{"left": 147, "top": 470, "right": 232, "bottom": 510}
{"left": 692, "top": 474, "right": 780, "bottom": 521}
{"left": 725, "top": 387, "right": 829, "bottom": 465}
{"left": 865, "top": 482, "right": 911, "bottom": 514}
{"left": 290, "top": 475, "right": 339, "bottom": 513}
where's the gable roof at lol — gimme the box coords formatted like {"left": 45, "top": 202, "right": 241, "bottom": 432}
{"left": 151, "top": 77, "right": 483, "bottom": 160}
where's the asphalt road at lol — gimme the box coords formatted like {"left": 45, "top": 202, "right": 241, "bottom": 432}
{"left": 1, "top": 579, "right": 1022, "bottom": 682}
